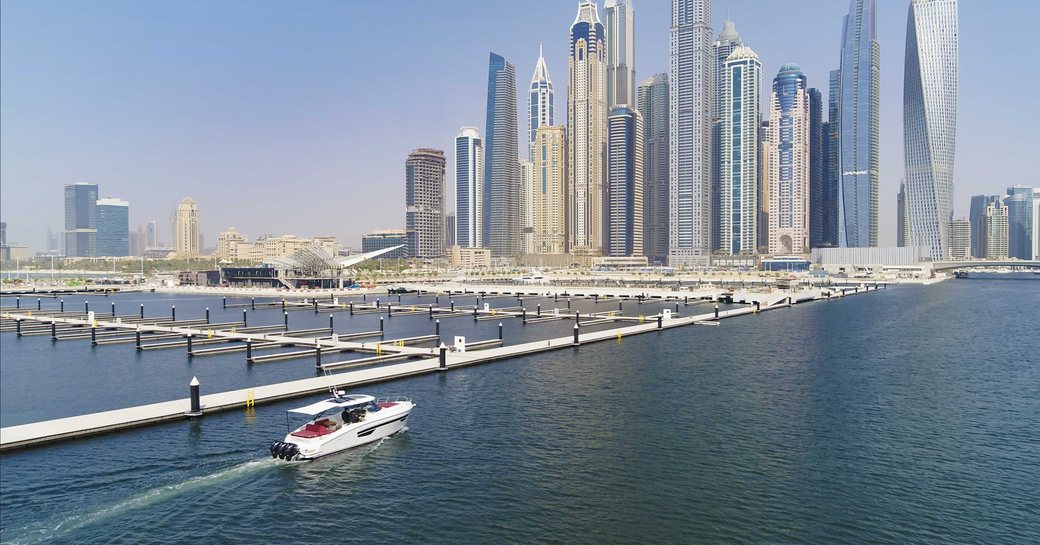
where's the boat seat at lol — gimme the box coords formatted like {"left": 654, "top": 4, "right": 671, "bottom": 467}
{"left": 292, "top": 423, "right": 332, "bottom": 438}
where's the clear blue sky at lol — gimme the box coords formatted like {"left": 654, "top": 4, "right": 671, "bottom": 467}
{"left": 1, "top": 0, "right": 1037, "bottom": 251}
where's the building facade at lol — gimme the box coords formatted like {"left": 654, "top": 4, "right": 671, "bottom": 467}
{"left": 1004, "top": 186, "right": 1035, "bottom": 259}
{"left": 96, "top": 198, "right": 129, "bottom": 256}
{"left": 520, "top": 160, "right": 535, "bottom": 254}
{"left": 897, "top": 181, "right": 909, "bottom": 247}
{"left": 174, "top": 197, "right": 200, "bottom": 257}
{"left": 837, "top": 0, "right": 880, "bottom": 247}
{"left": 819, "top": 69, "right": 842, "bottom": 248}
{"left": 948, "top": 218, "right": 970, "bottom": 259}
{"left": 454, "top": 127, "right": 483, "bottom": 248}
{"left": 64, "top": 182, "right": 98, "bottom": 257}
{"left": 637, "top": 73, "right": 669, "bottom": 264}
{"left": 568, "top": 2, "right": 607, "bottom": 257}
{"left": 982, "top": 200, "right": 1009, "bottom": 259}
{"left": 669, "top": 0, "right": 713, "bottom": 266}
{"left": 969, "top": 194, "right": 1000, "bottom": 258}
{"left": 758, "top": 120, "right": 772, "bottom": 254}
{"left": 216, "top": 228, "right": 247, "bottom": 259}
{"left": 604, "top": 0, "right": 636, "bottom": 108}
{"left": 808, "top": 88, "right": 826, "bottom": 249}
{"left": 719, "top": 45, "right": 761, "bottom": 255}
{"left": 484, "top": 53, "right": 520, "bottom": 257}
{"left": 904, "top": 0, "right": 959, "bottom": 259}
{"left": 606, "top": 106, "right": 644, "bottom": 257}
{"left": 712, "top": 20, "right": 742, "bottom": 253}
{"left": 528, "top": 46, "right": 555, "bottom": 159}
{"left": 532, "top": 125, "right": 568, "bottom": 254}
{"left": 768, "top": 64, "right": 811, "bottom": 255}
{"left": 362, "top": 230, "right": 407, "bottom": 259}
{"left": 405, "top": 148, "right": 446, "bottom": 259}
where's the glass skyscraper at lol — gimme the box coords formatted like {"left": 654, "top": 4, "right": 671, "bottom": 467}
{"left": 96, "top": 198, "right": 129, "bottom": 257}
{"left": 528, "top": 46, "right": 554, "bottom": 160}
{"left": 64, "top": 182, "right": 98, "bottom": 257}
{"left": 484, "top": 52, "right": 520, "bottom": 257}
{"left": 637, "top": 73, "right": 669, "bottom": 264}
{"left": 836, "top": 0, "right": 880, "bottom": 248}
{"left": 454, "top": 127, "right": 483, "bottom": 248}
{"left": 1004, "top": 186, "right": 1035, "bottom": 259}
{"left": 606, "top": 105, "right": 644, "bottom": 257}
{"left": 669, "top": 0, "right": 713, "bottom": 266}
{"left": 969, "top": 194, "right": 1001, "bottom": 258}
{"left": 904, "top": 0, "right": 958, "bottom": 259}
{"left": 719, "top": 45, "right": 760, "bottom": 255}
{"left": 712, "top": 20, "right": 742, "bottom": 253}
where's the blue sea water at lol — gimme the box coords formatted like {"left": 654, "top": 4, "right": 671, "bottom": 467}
{"left": 0, "top": 279, "right": 1037, "bottom": 544}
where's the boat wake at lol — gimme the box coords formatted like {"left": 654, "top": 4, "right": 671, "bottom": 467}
{"left": 3, "top": 458, "right": 278, "bottom": 545}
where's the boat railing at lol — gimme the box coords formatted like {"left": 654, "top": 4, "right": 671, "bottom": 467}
{"left": 376, "top": 395, "right": 412, "bottom": 404}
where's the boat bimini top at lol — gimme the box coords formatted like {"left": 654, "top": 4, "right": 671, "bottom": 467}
{"left": 287, "top": 394, "right": 375, "bottom": 417}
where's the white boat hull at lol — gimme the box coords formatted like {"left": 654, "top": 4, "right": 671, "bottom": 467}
{"left": 272, "top": 402, "right": 413, "bottom": 461}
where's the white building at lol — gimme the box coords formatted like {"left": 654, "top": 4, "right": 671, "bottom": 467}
{"left": 174, "top": 197, "right": 200, "bottom": 257}
{"left": 454, "top": 127, "right": 483, "bottom": 248}
{"left": 767, "top": 64, "right": 811, "bottom": 255}
{"left": 719, "top": 45, "right": 761, "bottom": 255}
{"left": 903, "top": 0, "right": 959, "bottom": 258}
{"left": 604, "top": 0, "right": 635, "bottom": 108}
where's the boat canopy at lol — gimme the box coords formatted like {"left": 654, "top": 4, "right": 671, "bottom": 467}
{"left": 287, "top": 395, "right": 374, "bottom": 416}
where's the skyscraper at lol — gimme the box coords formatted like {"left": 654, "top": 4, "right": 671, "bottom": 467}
{"left": 948, "top": 218, "right": 970, "bottom": 259}
{"left": 64, "top": 182, "right": 98, "bottom": 257}
{"left": 146, "top": 220, "right": 157, "bottom": 249}
{"left": 719, "top": 45, "right": 761, "bottom": 255}
{"left": 982, "top": 200, "right": 1009, "bottom": 259}
{"left": 1033, "top": 188, "right": 1040, "bottom": 260}
{"left": 808, "top": 88, "right": 825, "bottom": 248}
{"left": 520, "top": 160, "right": 535, "bottom": 254}
{"left": 969, "top": 194, "right": 1001, "bottom": 258}
{"left": 604, "top": 0, "right": 636, "bottom": 108}
{"left": 904, "top": 0, "right": 959, "bottom": 259}
{"left": 484, "top": 53, "right": 520, "bottom": 257}
{"left": 606, "top": 106, "right": 644, "bottom": 257}
{"left": 405, "top": 148, "right": 446, "bottom": 259}
{"left": 1004, "top": 186, "right": 1035, "bottom": 259}
{"left": 528, "top": 46, "right": 555, "bottom": 159}
{"left": 444, "top": 212, "right": 456, "bottom": 253}
{"left": 637, "top": 73, "right": 669, "bottom": 264}
{"left": 669, "top": 0, "right": 713, "bottom": 266}
{"left": 819, "top": 69, "right": 842, "bottom": 248}
{"left": 897, "top": 181, "right": 908, "bottom": 247}
{"left": 96, "top": 198, "right": 129, "bottom": 257}
{"left": 836, "top": 0, "right": 880, "bottom": 247}
{"left": 532, "top": 125, "right": 568, "bottom": 254}
{"left": 568, "top": 1, "right": 607, "bottom": 257}
{"left": 174, "top": 197, "right": 200, "bottom": 257}
{"left": 712, "top": 20, "right": 742, "bottom": 252}
{"left": 757, "top": 120, "right": 772, "bottom": 254}
{"left": 768, "top": 64, "right": 811, "bottom": 255}
{"left": 455, "top": 127, "right": 484, "bottom": 248}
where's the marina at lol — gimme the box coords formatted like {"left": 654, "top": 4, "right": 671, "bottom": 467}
{"left": 0, "top": 283, "right": 881, "bottom": 450}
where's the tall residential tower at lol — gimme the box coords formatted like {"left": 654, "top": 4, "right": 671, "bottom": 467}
{"left": 669, "top": 0, "right": 713, "bottom": 266}
{"left": 606, "top": 105, "right": 644, "bottom": 257}
{"left": 637, "top": 73, "right": 669, "bottom": 263}
{"left": 836, "top": 0, "right": 880, "bottom": 247}
{"left": 528, "top": 46, "right": 555, "bottom": 159}
{"left": 768, "top": 65, "right": 811, "bottom": 255}
{"left": 903, "top": 0, "right": 958, "bottom": 258}
{"left": 454, "top": 127, "right": 484, "bottom": 248}
{"left": 405, "top": 148, "right": 446, "bottom": 259}
{"left": 719, "top": 45, "right": 761, "bottom": 255}
{"left": 64, "top": 182, "right": 98, "bottom": 257}
{"left": 604, "top": 0, "right": 636, "bottom": 108}
{"left": 485, "top": 53, "right": 520, "bottom": 257}
{"left": 568, "top": 1, "right": 607, "bottom": 256}
{"left": 712, "top": 20, "right": 742, "bottom": 252}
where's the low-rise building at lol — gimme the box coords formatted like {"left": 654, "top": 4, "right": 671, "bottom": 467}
{"left": 449, "top": 245, "right": 491, "bottom": 269}
{"left": 362, "top": 230, "right": 407, "bottom": 259}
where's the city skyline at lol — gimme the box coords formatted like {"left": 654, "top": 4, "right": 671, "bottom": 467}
{"left": 1, "top": 0, "right": 1037, "bottom": 252}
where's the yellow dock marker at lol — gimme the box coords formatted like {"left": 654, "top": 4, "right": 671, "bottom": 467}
{"left": 245, "top": 389, "right": 255, "bottom": 408}
{"left": 375, "top": 343, "right": 382, "bottom": 355}
{"left": 639, "top": 315, "right": 645, "bottom": 324}
{"left": 617, "top": 329, "right": 622, "bottom": 342}
{"left": 207, "top": 329, "right": 214, "bottom": 338}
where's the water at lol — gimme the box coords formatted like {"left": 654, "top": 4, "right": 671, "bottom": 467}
{"left": 1, "top": 279, "right": 1037, "bottom": 544}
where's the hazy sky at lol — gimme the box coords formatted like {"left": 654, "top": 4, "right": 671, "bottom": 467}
{"left": 1, "top": 0, "right": 1037, "bottom": 252}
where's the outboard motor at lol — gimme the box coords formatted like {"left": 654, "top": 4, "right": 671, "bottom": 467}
{"left": 270, "top": 441, "right": 300, "bottom": 460}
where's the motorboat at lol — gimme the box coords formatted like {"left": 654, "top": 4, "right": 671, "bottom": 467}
{"left": 270, "top": 392, "right": 414, "bottom": 461}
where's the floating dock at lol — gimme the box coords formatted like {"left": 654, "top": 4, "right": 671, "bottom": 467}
{"left": 0, "top": 283, "right": 882, "bottom": 451}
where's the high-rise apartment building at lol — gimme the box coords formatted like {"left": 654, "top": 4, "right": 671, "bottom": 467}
{"left": 64, "top": 182, "right": 98, "bottom": 257}
{"left": 532, "top": 125, "right": 568, "bottom": 254}
{"left": 604, "top": 0, "right": 635, "bottom": 108}
{"left": 948, "top": 218, "right": 970, "bottom": 259}
{"left": 484, "top": 53, "right": 520, "bottom": 257}
{"left": 897, "top": 181, "right": 909, "bottom": 247}
{"left": 982, "top": 200, "right": 1009, "bottom": 259}
{"left": 146, "top": 220, "right": 157, "bottom": 249}
{"left": 568, "top": 1, "right": 607, "bottom": 257}
{"left": 712, "top": 20, "right": 742, "bottom": 252}
{"left": 669, "top": 0, "right": 713, "bottom": 266}
{"left": 904, "top": 0, "right": 959, "bottom": 259}
{"left": 808, "top": 88, "right": 826, "bottom": 249}
{"left": 528, "top": 46, "right": 555, "bottom": 159}
{"left": 768, "top": 64, "right": 811, "bottom": 255}
{"left": 719, "top": 45, "right": 761, "bottom": 255}
{"left": 455, "top": 127, "right": 484, "bottom": 248}
{"left": 405, "top": 148, "right": 446, "bottom": 259}
{"left": 606, "top": 106, "right": 644, "bottom": 257}
{"left": 1005, "top": 186, "right": 1036, "bottom": 259}
{"left": 969, "top": 195, "right": 1001, "bottom": 258}
{"left": 836, "top": 0, "right": 880, "bottom": 247}
{"left": 819, "top": 69, "right": 842, "bottom": 248}
{"left": 174, "top": 197, "right": 200, "bottom": 257}
{"left": 96, "top": 198, "right": 129, "bottom": 256}
{"left": 637, "top": 73, "right": 669, "bottom": 264}
{"left": 520, "top": 160, "right": 535, "bottom": 254}
{"left": 1033, "top": 188, "right": 1040, "bottom": 260}
{"left": 757, "top": 120, "right": 772, "bottom": 254}
{"left": 445, "top": 213, "right": 456, "bottom": 253}
{"left": 216, "top": 228, "right": 247, "bottom": 259}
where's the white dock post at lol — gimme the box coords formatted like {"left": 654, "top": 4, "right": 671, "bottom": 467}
{"left": 186, "top": 377, "right": 202, "bottom": 417}
{"left": 572, "top": 324, "right": 580, "bottom": 346}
